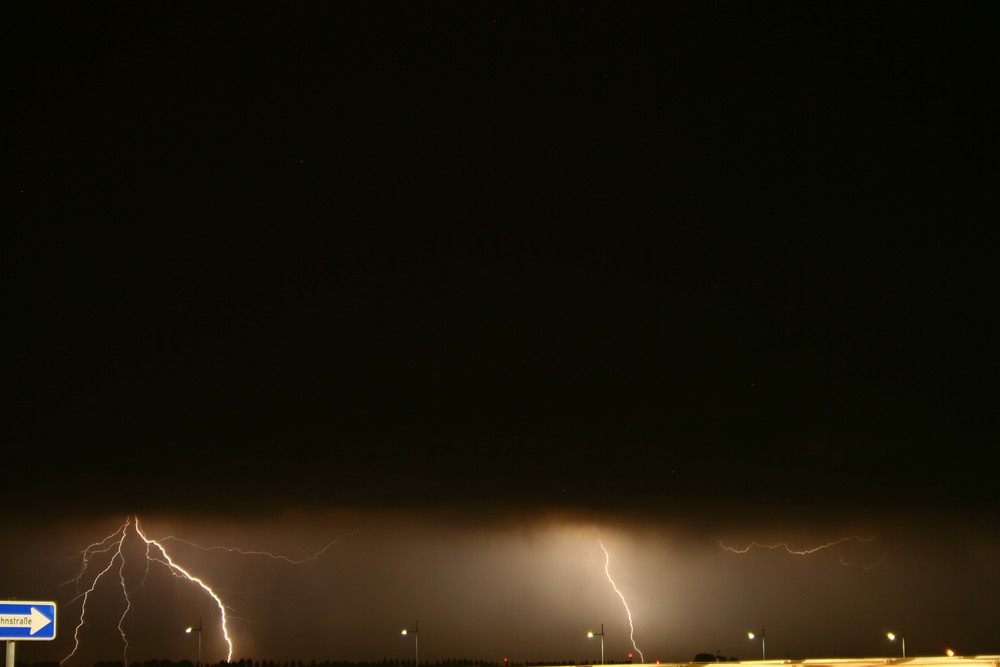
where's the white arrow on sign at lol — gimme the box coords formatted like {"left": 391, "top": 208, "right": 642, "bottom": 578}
{"left": 0, "top": 607, "right": 53, "bottom": 635}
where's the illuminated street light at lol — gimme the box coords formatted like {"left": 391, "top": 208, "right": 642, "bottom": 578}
{"left": 587, "top": 623, "right": 605, "bottom": 665}
{"left": 185, "top": 618, "right": 203, "bottom": 667}
{"left": 748, "top": 626, "right": 766, "bottom": 660}
{"left": 887, "top": 632, "right": 906, "bottom": 659}
{"left": 402, "top": 620, "right": 419, "bottom": 667}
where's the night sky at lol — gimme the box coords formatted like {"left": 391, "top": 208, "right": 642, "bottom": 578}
{"left": 7, "top": 3, "right": 996, "bottom": 666}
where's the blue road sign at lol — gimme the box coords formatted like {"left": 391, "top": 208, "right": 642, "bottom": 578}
{"left": 0, "top": 601, "right": 57, "bottom": 641}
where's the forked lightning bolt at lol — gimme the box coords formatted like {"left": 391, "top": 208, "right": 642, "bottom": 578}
{"left": 718, "top": 535, "right": 889, "bottom": 569}
{"left": 61, "top": 516, "right": 233, "bottom": 665}
{"left": 138, "top": 519, "right": 235, "bottom": 660}
{"left": 598, "top": 540, "right": 644, "bottom": 663}
{"left": 60, "top": 515, "right": 348, "bottom": 666}
{"left": 61, "top": 519, "right": 133, "bottom": 664}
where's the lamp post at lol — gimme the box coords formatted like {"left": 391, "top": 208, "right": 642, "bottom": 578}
{"left": 185, "top": 618, "right": 203, "bottom": 667}
{"left": 748, "top": 626, "right": 765, "bottom": 660}
{"left": 402, "top": 620, "right": 419, "bottom": 667}
{"left": 587, "top": 623, "right": 605, "bottom": 665}
{"left": 887, "top": 632, "right": 905, "bottom": 659}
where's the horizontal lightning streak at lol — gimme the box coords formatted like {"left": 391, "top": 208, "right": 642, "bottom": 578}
{"left": 158, "top": 531, "right": 358, "bottom": 564}
{"left": 718, "top": 535, "right": 889, "bottom": 569}
{"left": 718, "top": 535, "right": 878, "bottom": 555}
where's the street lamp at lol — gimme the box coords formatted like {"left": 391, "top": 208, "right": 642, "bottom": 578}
{"left": 185, "top": 618, "right": 203, "bottom": 667}
{"left": 402, "top": 620, "right": 419, "bottom": 667}
{"left": 587, "top": 623, "right": 605, "bottom": 665}
{"left": 748, "top": 626, "right": 766, "bottom": 660}
{"left": 887, "top": 632, "right": 905, "bottom": 659}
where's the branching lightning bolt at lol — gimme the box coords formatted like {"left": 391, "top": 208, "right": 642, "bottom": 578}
{"left": 718, "top": 535, "right": 889, "bottom": 569}
{"left": 598, "top": 540, "right": 644, "bottom": 663}
{"left": 136, "top": 519, "right": 235, "bottom": 661}
{"left": 62, "top": 519, "right": 131, "bottom": 665}
{"left": 59, "top": 515, "right": 348, "bottom": 666}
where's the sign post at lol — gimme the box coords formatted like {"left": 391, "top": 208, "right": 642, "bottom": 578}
{"left": 1, "top": 602, "right": 57, "bottom": 667}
